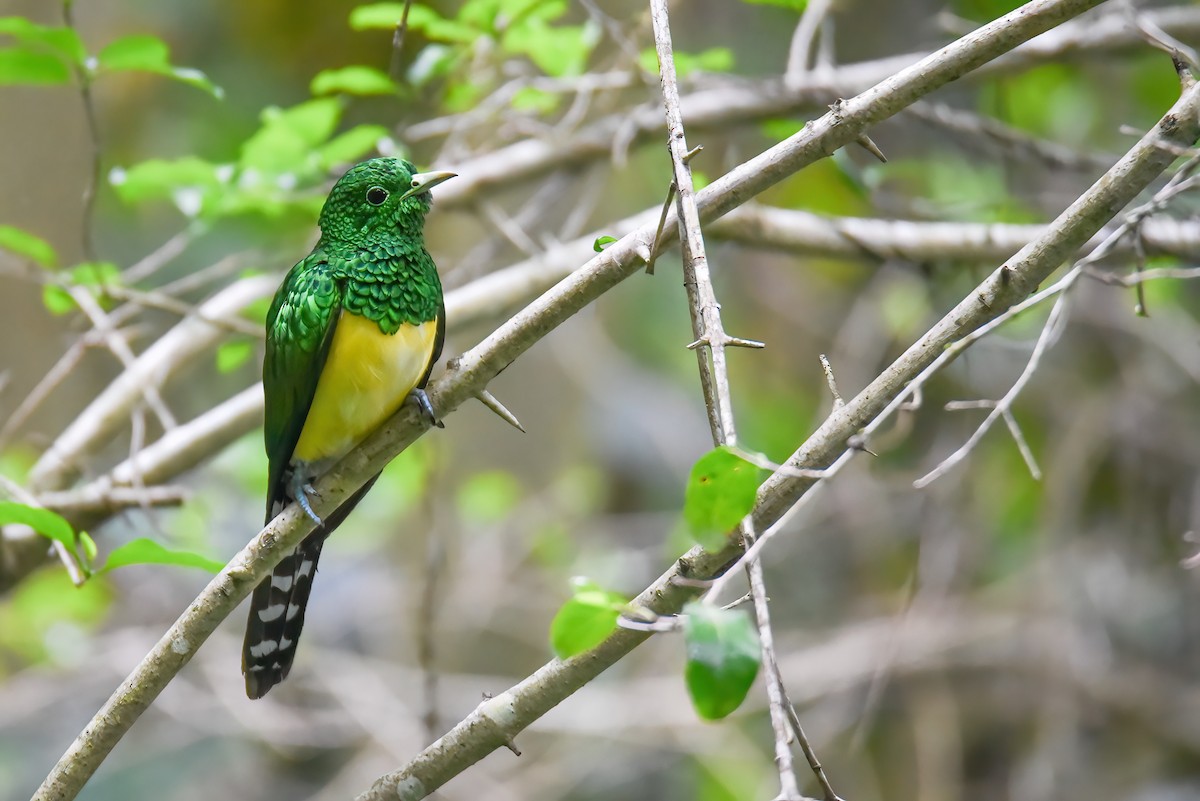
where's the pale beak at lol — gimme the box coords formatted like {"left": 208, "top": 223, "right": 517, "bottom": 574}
{"left": 399, "top": 170, "right": 457, "bottom": 201}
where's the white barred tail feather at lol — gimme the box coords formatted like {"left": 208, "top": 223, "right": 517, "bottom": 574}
{"left": 241, "top": 473, "right": 380, "bottom": 698}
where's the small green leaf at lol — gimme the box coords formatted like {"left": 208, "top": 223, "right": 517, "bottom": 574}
{"left": 683, "top": 446, "right": 764, "bottom": 551}
{"left": 0, "top": 225, "right": 57, "bottom": 267}
{"left": 0, "top": 501, "right": 75, "bottom": 547}
{"left": 593, "top": 235, "right": 617, "bottom": 252}
{"left": 457, "top": 470, "right": 521, "bottom": 524}
{"left": 240, "top": 98, "right": 343, "bottom": 174}
{"left": 350, "top": 3, "right": 478, "bottom": 41}
{"left": 683, "top": 602, "right": 761, "bottom": 720}
{"left": 100, "top": 538, "right": 224, "bottom": 574}
{"left": 96, "top": 34, "right": 167, "bottom": 72}
{"left": 70, "top": 261, "right": 120, "bottom": 287}
{"left": 0, "top": 48, "right": 70, "bottom": 84}
{"left": 216, "top": 339, "right": 254, "bottom": 373}
{"left": 96, "top": 35, "right": 222, "bottom": 97}
{"left": 511, "top": 85, "right": 559, "bottom": 113}
{"left": 639, "top": 46, "right": 734, "bottom": 77}
{"left": 407, "top": 43, "right": 459, "bottom": 86}
{"left": 407, "top": 5, "right": 480, "bottom": 43}
{"left": 42, "top": 285, "right": 75, "bottom": 315}
{"left": 317, "top": 124, "right": 392, "bottom": 170}
{"left": 349, "top": 3, "right": 410, "bottom": 29}
{"left": 311, "top": 65, "right": 397, "bottom": 96}
{"left": 79, "top": 531, "right": 98, "bottom": 563}
{"left": 550, "top": 578, "right": 627, "bottom": 658}
{"left": 109, "top": 156, "right": 222, "bottom": 206}
{"left": 0, "top": 17, "right": 86, "bottom": 65}
{"left": 503, "top": 21, "right": 593, "bottom": 77}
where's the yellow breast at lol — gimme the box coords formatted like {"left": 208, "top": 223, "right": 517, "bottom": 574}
{"left": 292, "top": 311, "right": 438, "bottom": 463}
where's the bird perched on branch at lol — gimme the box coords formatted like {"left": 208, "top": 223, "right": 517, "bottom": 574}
{"left": 242, "top": 157, "right": 456, "bottom": 699}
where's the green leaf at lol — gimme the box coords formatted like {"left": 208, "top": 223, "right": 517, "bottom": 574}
{"left": 96, "top": 34, "right": 165, "bottom": 71}
{"left": 79, "top": 531, "right": 98, "bottom": 563}
{"left": 0, "top": 47, "right": 70, "bottom": 84}
{"left": 639, "top": 47, "right": 734, "bottom": 78}
{"left": 683, "top": 602, "right": 761, "bottom": 720}
{"left": 311, "top": 65, "right": 397, "bottom": 96}
{"left": 683, "top": 446, "right": 764, "bottom": 551}
{"left": 0, "top": 17, "right": 86, "bottom": 65}
{"left": 100, "top": 538, "right": 224, "bottom": 574}
{"left": 349, "top": 3, "right": 410, "bottom": 29}
{"left": 592, "top": 235, "right": 617, "bottom": 252}
{"left": 511, "top": 85, "right": 558, "bottom": 113}
{"left": 407, "top": 43, "right": 460, "bottom": 86}
{"left": 549, "top": 578, "right": 627, "bottom": 658}
{"left": 216, "top": 339, "right": 254, "bottom": 373}
{"left": 109, "top": 156, "right": 223, "bottom": 207}
{"left": 0, "top": 501, "right": 75, "bottom": 547}
{"left": 457, "top": 470, "right": 521, "bottom": 524}
{"left": 240, "top": 98, "right": 343, "bottom": 174}
{"left": 96, "top": 35, "right": 222, "bottom": 98}
{"left": 42, "top": 285, "right": 75, "bottom": 315}
{"left": 317, "top": 124, "right": 392, "bottom": 170}
{"left": 350, "top": 3, "right": 478, "bottom": 41}
{"left": 503, "top": 20, "right": 594, "bottom": 77}
{"left": 70, "top": 261, "right": 120, "bottom": 287}
{"left": 0, "top": 225, "right": 57, "bottom": 267}
{"left": 407, "top": 5, "right": 480, "bottom": 43}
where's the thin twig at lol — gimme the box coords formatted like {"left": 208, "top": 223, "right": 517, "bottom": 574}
{"left": 651, "top": 2, "right": 810, "bottom": 798}
{"left": 62, "top": 1, "right": 100, "bottom": 262}
{"left": 387, "top": 0, "right": 416, "bottom": 84}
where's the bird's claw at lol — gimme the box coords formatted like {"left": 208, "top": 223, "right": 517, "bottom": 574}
{"left": 411, "top": 387, "right": 444, "bottom": 429}
{"left": 290, "top": 471, "right": 324, "bottom": 526}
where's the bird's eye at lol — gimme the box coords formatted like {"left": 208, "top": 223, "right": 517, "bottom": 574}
{"left": 366, "top": 186, "right": 389, "bottom": 206}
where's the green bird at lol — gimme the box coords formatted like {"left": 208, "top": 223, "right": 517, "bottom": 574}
{"left": 242, "top": 157, "right": 455, "bottom": 699}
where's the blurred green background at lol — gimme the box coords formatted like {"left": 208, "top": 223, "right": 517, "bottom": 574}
{"left": 2, "top": 0, "right": 1200, "bottom": 799}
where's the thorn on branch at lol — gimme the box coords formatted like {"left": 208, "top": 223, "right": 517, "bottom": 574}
{"left": 846, "top": 434, "right": 877, "bottom": 458}
{"left": 686, "top": 333, "right": 765, "bottom": 351}
{"left": 682, "top": 144, "right": 704, "bottom": 163}
{"left": 855, "top": 133, "right": 888, "bottom": 163}
{"left": 475, "top": 389, "right": 526, "bottom": 433}
{"left": 646, "top": 181, "right": 678, "bottom": 275}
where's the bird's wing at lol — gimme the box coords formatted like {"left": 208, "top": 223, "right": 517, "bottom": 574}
{"left": 263, "top": 249, "right": 343, "bottom": 523}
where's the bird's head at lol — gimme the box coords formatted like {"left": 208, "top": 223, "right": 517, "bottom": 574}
{"left": 317, "top": 157, "right": 456, "bottom": 243}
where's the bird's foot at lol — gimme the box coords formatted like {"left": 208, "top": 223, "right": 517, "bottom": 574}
{"left": 290, "top": 470, "right": 324, "bottom": 526}
{"left": 410, "top": 387, "right": 445, "bottom": 429}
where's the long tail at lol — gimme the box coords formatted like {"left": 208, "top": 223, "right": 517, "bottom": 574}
{"left": 242, "top": 473, "right": 380, "bottom": 699}
{"left": 242, "top": 532, "right": 323, "bottom": 699}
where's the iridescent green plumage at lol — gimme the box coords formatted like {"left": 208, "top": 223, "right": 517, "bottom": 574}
{"left": 244, "top": 157, "right": 454, "bottom": 699}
